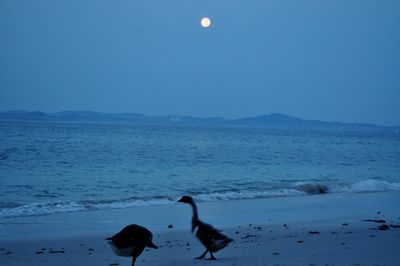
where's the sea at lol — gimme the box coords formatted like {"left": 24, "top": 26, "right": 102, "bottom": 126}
{"left": 1, "top": 121, "right": 399, "bottom": 219}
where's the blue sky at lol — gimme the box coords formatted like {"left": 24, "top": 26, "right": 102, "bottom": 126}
{"left": 0, "top": 0, "right": 399, "bottom": 126}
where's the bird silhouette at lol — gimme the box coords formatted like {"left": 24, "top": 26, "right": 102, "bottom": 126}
{"left": 178, "top": 195, "right": 233, "bottom": 260}
{"left": 106, "top": 224, "right": 157, "bottom": 266}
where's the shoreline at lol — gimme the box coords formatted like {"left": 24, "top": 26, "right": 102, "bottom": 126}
{"left": 1, "top": 191, "right": 400, "bottom": 238}
{"left": 1, "top": 192, "right": 400, "bottom": 265}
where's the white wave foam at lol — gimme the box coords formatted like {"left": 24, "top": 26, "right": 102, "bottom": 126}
{"left": 0, "top": 199, "right": 175, "bottom": 219}
{"left": 0, "top": 190, "right": 306, "bottom": 218}
{"left": 194, "top": 189, "right": 306, "bottom": 202}
{"left": 341, "top": 179, "right": 400, "bottom": 193}
{"left": 0, "top": 201, "right": 85, "bottom": 218}
{"left": 90, "top": 198, "right": 173, "bottom": 210}
{"left": 2, "top": 179, "right": 400, "bottom": 218}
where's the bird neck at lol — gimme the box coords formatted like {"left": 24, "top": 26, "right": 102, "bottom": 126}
{"left": 189, "top": 201, "right": 199, "bottom": 232}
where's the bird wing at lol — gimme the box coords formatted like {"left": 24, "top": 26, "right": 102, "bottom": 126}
{"left": 107, "top": 224, "right": 151, "bottom": 249}
{"left": 195, "top": 221, "right": 233, "bottom": 252}
{"left": 197, "top": 221, "right": 229, "bottom": 240}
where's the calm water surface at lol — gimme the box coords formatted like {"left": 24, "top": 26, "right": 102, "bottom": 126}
{"left": 0, "top": 121, "right": 399, "bottom": 218}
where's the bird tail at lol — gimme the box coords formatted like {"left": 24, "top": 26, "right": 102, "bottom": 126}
{"left": 147, "top": 241, "right": 158, "bottom": 249}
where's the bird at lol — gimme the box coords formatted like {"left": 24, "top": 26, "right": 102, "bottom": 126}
{"left": 106, "top": 224, "right": 158, "bottom": 266}
{"left": 178, "top": 195, "right": 233, "bottom": 260}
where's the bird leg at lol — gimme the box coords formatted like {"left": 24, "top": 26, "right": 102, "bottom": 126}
{"left": 195, "top": 249, "right": 209, "bottom": 259}
{"left": 131, "top": 245, "right": 146, "bottom": 266}
{"left": 209, "top": 251, "right": 216, "bottom": 260}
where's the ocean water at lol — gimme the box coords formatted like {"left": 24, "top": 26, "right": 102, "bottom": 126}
{"left": 0, "top": 121, "right": 399, "bottom": 219}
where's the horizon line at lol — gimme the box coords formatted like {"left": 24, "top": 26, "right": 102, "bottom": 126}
{"left": 1, "top": 109, "right": 399, "bottom": 128}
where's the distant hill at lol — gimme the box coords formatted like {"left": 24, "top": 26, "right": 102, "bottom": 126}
{"left": 0, "top": 110, "right": 398, "bottom": 132}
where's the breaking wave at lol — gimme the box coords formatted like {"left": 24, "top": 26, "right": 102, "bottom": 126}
{"left": 1, "top": 179, "right": 399, "bottom": 219}
{"left": 342, "top": 179, "right": 400, "bottom": 193}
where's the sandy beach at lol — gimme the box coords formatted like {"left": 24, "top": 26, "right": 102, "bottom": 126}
{"left": 1, "top": 192, "right": 400, "bottom": 266}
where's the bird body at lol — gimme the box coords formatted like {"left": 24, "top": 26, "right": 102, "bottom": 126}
{"left": 178, "top": 195, "right": 233, "bottom": 260}
{"left": 110, "top": 245, "right": 136, "bottom": 257}
{"left": 107, "top": 224, "right": 157, "bottom": 266}
{"left": 195, "top": 221, "right": 233, "bottom": 252}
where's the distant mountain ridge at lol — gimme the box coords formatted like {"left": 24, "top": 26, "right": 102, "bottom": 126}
{"left": 0, "top": 110, "right": 398, "bottom": 132}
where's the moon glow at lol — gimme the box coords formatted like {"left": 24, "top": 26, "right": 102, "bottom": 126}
{"left": 201, "top": 17, "right": 211, "bottom": 28}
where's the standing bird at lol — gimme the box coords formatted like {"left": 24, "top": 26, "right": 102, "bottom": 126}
{"left": 106, "top": 224, "right": 158, "bottom": 266}
{"left": 178, "top": 195, "right": 233, "bottom": 260}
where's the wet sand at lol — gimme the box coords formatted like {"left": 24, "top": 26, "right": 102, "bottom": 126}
{"left": 1, "top": 192, "right": 400, "bottom": 265}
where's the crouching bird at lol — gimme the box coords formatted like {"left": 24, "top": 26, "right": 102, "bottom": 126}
{"left": 178, "top": 195, "right": 233, "bottom": 260}
{"left": 106, "top": 224, "right": 158, "bottom": 266}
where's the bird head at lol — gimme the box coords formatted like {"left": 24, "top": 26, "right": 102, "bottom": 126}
{"left": 177, "top": 195, "right": 194, "bottom": 204}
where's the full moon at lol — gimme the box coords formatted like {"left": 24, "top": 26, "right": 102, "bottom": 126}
{"left": 201, "top": 17, "right": 211, "bottom": 28}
